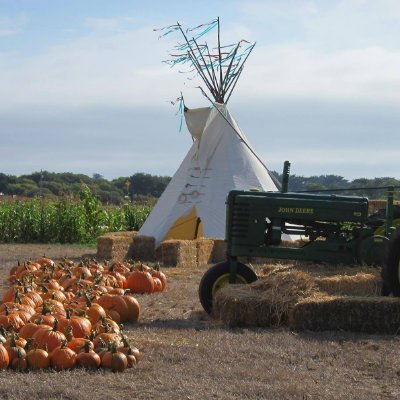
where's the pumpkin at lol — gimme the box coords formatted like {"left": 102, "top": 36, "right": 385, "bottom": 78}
{"left": 4, "top": 335, "right": 27, "bottom": 350}
{"left": 117, "top": 334, "right": 141, "bottom": 363}
{"left": 58, "top": 309, "right": 92, "bottom": 338}
{"left": 10, "top": 348, "right": 28, "bottom": 371}
{"left": 26, "top": 347, "right": 50, "bottom": 369}
{"left": 19, "top": 322, "right": 46, "bottom": 340}
{"left": 125, "top": 269, "right": 154, "bottom": 294}
{"left": 32, "top": 319, "right": 66, "bottom": 352}
{"left": 5, "top": 334, "right": 27, "bottom": 364}
{"left": 92, "top": 317, "right": 120, "bottom": 335}
{"left": 36, "top": 257, "right": 55, "bottom": 267}
{"left": 92, "top": 332, "right": 122, "bottom": 349}
{"left": 152, "top": 277, "right": 163, "bottom": 292}
{"left": 96, "top": 294, "right": 132, "bottom": 323}
{"left": 122, "top": 295, "right": 140, "bottom": 323}
{"left": 68, "top": 337, "right": 94, "bottom": 354}
{"left": 50, "top": 340, "right": 77, "bottom": 371}
{"left": 101, "top": 345, "right": 128, "bottom": 372}
{"left": 0, "top": 309, "right": 25, "bottom": 332}
{"left": 76, "top": 342, "right": 101, "bottom": 369}
{"left": 151, "top": 265, "right": 167, "bottom": 291}
{"left": 0, "top": 344, "right": 9, "bottom": 369}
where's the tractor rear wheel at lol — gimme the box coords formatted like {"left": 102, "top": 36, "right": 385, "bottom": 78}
{"left": 198, "top": 261, "right": 257, "bottom": 314}
{"left": 382, "top": 230, "right": 400, "bottom": 296}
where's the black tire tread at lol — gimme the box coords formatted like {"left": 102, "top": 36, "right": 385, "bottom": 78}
{"left": 382, "top": 229, "right": 400, "bottom": 296}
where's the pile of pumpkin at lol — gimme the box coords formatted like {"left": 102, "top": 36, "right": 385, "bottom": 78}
{"left": 0, "top": 257, "right": 167, "bottom": 372}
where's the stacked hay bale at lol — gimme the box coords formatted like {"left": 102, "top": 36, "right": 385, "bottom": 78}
{"left": 97, "top": 231, "right": 138, "bottom": 261}
{"left": 154, "top": 238, "right": 228, "bottom": 268}
{"left": 196, "top": 239, "right": 215, "bottom": 267}
{"left": 131, "top": 235, "right": 156, "bottom": 261}
{"left": 214, "top": 270, "right": 316, "bottom": 327}
{"left": 289, "top": 295, "right": 400, "bottom": 334}
{"left": 315, "top": 272, "right": 381, "bottom": 296}
{"left": 213, "top": 264, "right": 400, "bottom": 334}
{"left": 97, "top": 234, "right": 227, "bottom": 267}
{"left": 155, "top": 240, "right": 197, "bottom": 268}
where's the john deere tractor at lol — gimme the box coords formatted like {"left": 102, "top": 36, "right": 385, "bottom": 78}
{"left": 199, "top": 161, "right": 400, "bottom": 314}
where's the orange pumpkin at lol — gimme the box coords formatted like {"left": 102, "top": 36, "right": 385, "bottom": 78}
{"left": 125, "top": 270, "right": 154, "bottom": 294}
{"left": 76, "top": 342, "right": 100, "bottom": 369}
{"left": 32, "top": 320, "right": 66, "bottom": 352}
{"left": 26, "top": 347, "right": 50, "bottom": 369}
{"left": 50, "top": 341, "right": 77, "bottom": 371}
{"left": 0, "top": 344, "right": 10, "bottom": 369}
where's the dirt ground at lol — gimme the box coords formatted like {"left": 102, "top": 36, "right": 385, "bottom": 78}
{"left": 0, "top": 244, "right": 400, "bottom": 400}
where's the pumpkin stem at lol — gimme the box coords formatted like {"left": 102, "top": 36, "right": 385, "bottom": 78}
{"left": 84, "top": 341, "right": 91, "bottom": 353}
{"left": 39, "top": 284, "right": 49, "bottom": 293}
{"left": 25, "top": 338, "right": 34, "bottom": 351}
{"left": 64, "top": 325, "right": 74, "bottom": 341}
{"left": 53, "top": 318, "right": 59, "bottom": 332}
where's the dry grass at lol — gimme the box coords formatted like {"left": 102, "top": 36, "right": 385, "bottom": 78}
{"left": 1, "top": 245, "right": 400, "bottom": 399}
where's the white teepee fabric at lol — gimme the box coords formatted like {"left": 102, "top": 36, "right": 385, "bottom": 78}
{"left": 139, "top": 103, "right": 278, "bottom": 246}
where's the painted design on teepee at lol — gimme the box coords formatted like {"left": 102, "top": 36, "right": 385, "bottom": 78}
{"left": 140, "top": 18, "right": 279, "bottom": 246}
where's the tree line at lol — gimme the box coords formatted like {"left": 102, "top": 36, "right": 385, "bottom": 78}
{"left": 0, "top": 172, "right": 170, "bottom": 204}
{"left": 0, "top": 170, "right": 399, "bottom": 204}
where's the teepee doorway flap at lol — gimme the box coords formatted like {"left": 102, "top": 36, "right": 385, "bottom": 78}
{"left": 163, "top": 206, "right": 204, "bottom": 241}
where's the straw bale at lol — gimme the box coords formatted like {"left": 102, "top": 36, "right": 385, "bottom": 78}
{"left": 368, "top": 200, "right": 387, "bottom": 215}
{"left": 105, "top": 231, "right": 138, "bottom": 238}
{"left": 196, "top": 239, "right": 215, "bottom": 267}
{"left": 213, "top": 270, "right": 317, "bottom": 327}
{"left": 211, "top": 239, "right": 227, "bottom": 263}
{"left": 368, "top": 199, "right": 400, "bottom": 215}
{"left": 156, "top": 240, "right": 197, "bottom": 268}
{"left": 131, "top": 235, "right": 155, "bottom": 261}
{"left": 289, "top": 295, "right": 400, "bottom": 334}
{"left": 96, "top": 232, "right": 137, "bottom": 261}
{"left": 315, "top": 272, "right": 382, "bottom": 297}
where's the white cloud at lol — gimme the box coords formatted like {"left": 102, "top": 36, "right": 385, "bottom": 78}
{"left": 83, "top": 16, "right": 137, "bottom": 32}
{"left": 0, "top": 25, "right": 188, "bottom": 111}
{"left": 1, "top": 6, "right": 400, "bottom": 113}
{"left": 239, "top": 0, "right": 400, "bottom": 51}
{"left": 0, "top": 13, "right": 27, "bottom": 37}
{"left": 238, "top": 44, "right": 400, "bottom": 103}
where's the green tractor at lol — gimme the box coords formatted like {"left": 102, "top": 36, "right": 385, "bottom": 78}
{"left": 199, "top": 162, "right": 400, "bottom": 314}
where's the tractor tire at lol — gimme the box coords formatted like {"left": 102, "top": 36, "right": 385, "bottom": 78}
{"left": 198, "top": 261, "right": 257, "bottom": 314}
{"left": 382, "top": 229, "right": 400, "bottom": 296}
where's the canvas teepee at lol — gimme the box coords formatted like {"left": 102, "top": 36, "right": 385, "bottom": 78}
{"left": 139, "top": 19, "right": 279, "bottom": 246}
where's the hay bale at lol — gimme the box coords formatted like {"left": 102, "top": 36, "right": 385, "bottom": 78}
{"left": 315, "top": 272, "right": 382, "bottom": 297}
{"left": 131, "top": 235, "right": 155, "bottom": 261}
{"left": 196, "top": 239, "right": 215, "bottom": 267}
{"left": 368, "top": 200, "right": 387, "bottom": 215}
{"left": 213, "top": 271, "right": 316, "bottom": 327}
{"left": 156, "top": 240, "right": 197, "bottom": 268}
{"left": 289, "top": 295, "right": 400, "bottom": 334}
{"left": 96, "top": 231, "right": 137, "bottom": 261}
{"left": 211, "top": 239, "right": 226, "bottom": 263}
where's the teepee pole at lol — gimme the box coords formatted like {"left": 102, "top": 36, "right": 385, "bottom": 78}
{"left": 176, "top": 23, "right": 219, "bottom": 100}
{"left": 191, "top": 38, "right": 220, "bottom": 100}
{"left": 217, "top": 17, "right": 224, "bottom": 101}
{"left": 224, "top": 44, "right": 255, "bottom": 103}
{"left": 220, "top": 42, "right": 242, "bottom": 101}
{"left": 203, "top": 42, "right": 220, "bottom": 98}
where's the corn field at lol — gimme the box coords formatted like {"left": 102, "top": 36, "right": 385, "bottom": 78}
{"left": 0, "top": 185, "right": 151, "bottom": 244}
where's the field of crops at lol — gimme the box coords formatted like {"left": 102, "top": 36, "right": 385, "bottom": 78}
{"left": 0, "top": 186, "right": 151, "bottom": 244}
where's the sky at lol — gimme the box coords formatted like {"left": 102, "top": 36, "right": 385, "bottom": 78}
{"left": 1, "top": 0, "right": 400, "bottom": 181}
